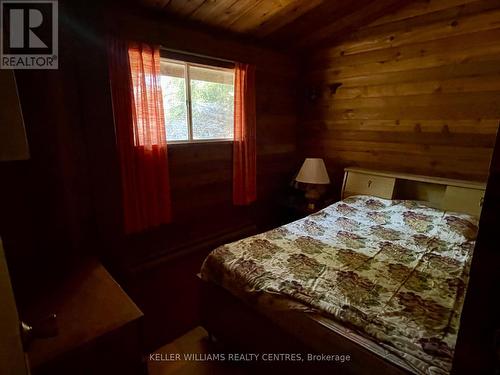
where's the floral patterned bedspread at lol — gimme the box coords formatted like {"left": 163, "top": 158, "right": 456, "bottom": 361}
{"left": 200, "top": 195, "right": 478, "bottom": 374}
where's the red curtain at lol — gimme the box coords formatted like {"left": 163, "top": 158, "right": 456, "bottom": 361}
{"left": 107, "top": 39, "right": 172, "bottom": 234}
{"left": 233, "top": 63, "right": 257, "bottom": 205}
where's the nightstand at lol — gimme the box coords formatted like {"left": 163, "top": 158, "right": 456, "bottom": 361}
{"left": 277, "top": 188, "right": 336, "bottom": 224}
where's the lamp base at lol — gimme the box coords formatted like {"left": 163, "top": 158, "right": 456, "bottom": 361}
{"left": 303, "top": 185, "right": 324, "bottom": 212}
{"left": 304, "top": 187, "right": 321, "bottom": 201}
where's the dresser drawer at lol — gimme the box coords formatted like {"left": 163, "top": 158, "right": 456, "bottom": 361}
{"left": 442, "top": 186, "right": 484, "bottom": 216}
{"left": 343, "top": 172, "right": 395, "bottom": 199}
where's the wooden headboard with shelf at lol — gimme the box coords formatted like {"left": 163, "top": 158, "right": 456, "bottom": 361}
{"left": 342, "top": 167, "right": 486, "bottom": 216}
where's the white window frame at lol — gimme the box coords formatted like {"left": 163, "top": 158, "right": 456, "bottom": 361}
{"left": 161, "top": 58, "right": 235, "bottom": 144}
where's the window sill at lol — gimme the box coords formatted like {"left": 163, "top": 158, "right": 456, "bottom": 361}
{"left": 167, "top": 139, "right": 233, "bottom": 146}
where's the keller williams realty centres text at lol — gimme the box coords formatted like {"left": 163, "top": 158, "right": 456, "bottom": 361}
{"left": 149, "top": 353, "right": 351, "bottom": 363}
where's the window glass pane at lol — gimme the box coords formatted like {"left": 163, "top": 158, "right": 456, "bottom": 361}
{"left": 160, "top": 61, "right": 189, "bottom": 141}
{"left": 189, "top": 66, "right": 234, "bottom": 140}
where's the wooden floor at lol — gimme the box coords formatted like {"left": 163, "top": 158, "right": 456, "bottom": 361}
{"left": 147, "top": 327, "right": 252, "bottom": 375}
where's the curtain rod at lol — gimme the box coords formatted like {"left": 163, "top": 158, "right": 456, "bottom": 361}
{"left": 160, "top": 47, "right": 235, "bottom": 64}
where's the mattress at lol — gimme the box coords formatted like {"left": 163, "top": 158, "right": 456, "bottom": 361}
{"left": 200, "top": 195, "right": 478, "bottom": 374}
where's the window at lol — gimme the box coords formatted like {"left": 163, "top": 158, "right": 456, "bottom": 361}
{"left": 160, "top": 58, "right": 235, "bottom": 143}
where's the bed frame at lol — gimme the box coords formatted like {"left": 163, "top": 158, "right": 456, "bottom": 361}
{"left": 199, "top": 279, "right": 410, "bottom": 374}
{"left": 199, "top": 168, "right": 486, "bottom": 374}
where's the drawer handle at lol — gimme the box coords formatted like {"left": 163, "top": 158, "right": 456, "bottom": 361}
{"left": 367, "top": 180, "right": 373, "bottom": 188}
{"left": 480, "top": 197, "right": 484, "bottom": 207}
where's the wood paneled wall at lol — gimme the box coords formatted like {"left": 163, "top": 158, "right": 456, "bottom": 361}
{"left": 301, "top": 0, "right": 500, "bottom": 190}
{"left": 66, "top": 2, "right": 300, "bottom": 349}
{"left": 1, "top": 7, "right": 104, "bottom": 301}
{"left": 70, "top": 2, "right": 300, "bottom": 268}
{"left": 2, "top": 0, "right": 299, "bottom": 348}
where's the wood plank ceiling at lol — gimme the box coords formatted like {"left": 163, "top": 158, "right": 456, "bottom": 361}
{"left": 138, "top": 0, "right": 414, "bottom": 49}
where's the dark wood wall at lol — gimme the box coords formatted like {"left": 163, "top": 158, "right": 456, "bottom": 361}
{"left": 0, "top": 0, "right": 299, "bottom": 270}
{"left": 0, "top": 8, "right": 98, "bottom": 303}
{"left": 96, "top": 6, "right": 299, "bottom": 348}
{"left": 301, "top": 0, "right": 500, "bottom": 191}
{"left": 81, "top": 2, "right": 300, "bottom": 266}
{"left": 452, "top": 120, "right": 499, "bottom": 374}
{"left": 0, "top": 0, "right": 299, "bottom": 350}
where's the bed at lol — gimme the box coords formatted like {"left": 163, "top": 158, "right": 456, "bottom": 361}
{"left": 199, "top": 169, "right": 485, "bottom": 374}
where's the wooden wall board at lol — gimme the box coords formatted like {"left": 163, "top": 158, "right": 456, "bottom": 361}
{"left": 301, "top": 0, "right": 500, "bottom": 188}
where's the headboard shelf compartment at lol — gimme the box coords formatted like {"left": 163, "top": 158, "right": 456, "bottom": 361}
{"left": 342, "top": 167, "right": 486, "bottom": 216}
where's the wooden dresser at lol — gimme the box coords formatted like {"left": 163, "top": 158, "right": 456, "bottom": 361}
{"left": 342, "top": 167, "right": 486, "bottom": 216}
{"left": 24, "top": 260, "right": 145, "bottom": 375}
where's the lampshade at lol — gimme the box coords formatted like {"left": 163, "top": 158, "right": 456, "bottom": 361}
{"left": 295, "top": 158, "right": 330, "bottom": 184}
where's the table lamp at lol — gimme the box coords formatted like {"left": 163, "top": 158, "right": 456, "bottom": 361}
{"left": 295, "top": 158, "right": 330, "bottom": 210}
